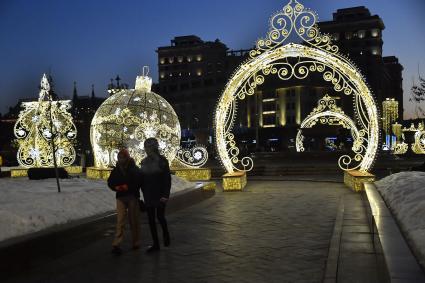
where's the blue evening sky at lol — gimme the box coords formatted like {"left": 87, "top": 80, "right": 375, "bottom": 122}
{"left": 0, "top": 0, "right": 424, "bottom": 119}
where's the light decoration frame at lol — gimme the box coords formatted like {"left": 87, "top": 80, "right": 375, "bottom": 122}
{"left": 90, "top": 67, "right": 208, "bottom": 168}
{"left": 14, "top": 74, "right": 77, "bottom": 167}
{"left": 295, "top": 95, "right": 361, "bottom": 158}
{"left": 214, "top": 0, "right": 379, "bottom": 173}
{"left": 411, "top": 123, "right": 425, "bottom": 154}
{"left": 382, "top": 98, "right": 398, "bottom": 135}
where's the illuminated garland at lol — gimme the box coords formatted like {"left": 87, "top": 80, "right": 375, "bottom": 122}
{"left": 14, "top": 74, "right": 77, "bottom": 167}
{"left": 214, "top": 0, "right": 379, "bottom": 173}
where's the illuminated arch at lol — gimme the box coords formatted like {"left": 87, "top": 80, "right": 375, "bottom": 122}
{"left": 214, "top": 0, "right": 379, "bottom": 173}
{"left": 296, "top": 112, "right": 360, "bottom": 153}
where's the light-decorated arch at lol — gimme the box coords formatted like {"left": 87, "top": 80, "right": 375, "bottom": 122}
{"left": 214, "top": 0, "right": 380, "bottom": 173}
{"left": 295, "top": 95, "right": 360, "bottom": 153}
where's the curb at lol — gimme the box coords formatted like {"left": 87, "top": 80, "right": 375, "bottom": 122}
{"left": 363, "top": 182, "right": 425, "bottom": 282}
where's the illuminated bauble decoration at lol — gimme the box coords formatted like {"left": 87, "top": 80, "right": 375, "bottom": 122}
{"left": 90, "top": 68, "right": 181, "bottom": 168}
{"left": 14, "top": 74, "right": 77, "bottom": 168}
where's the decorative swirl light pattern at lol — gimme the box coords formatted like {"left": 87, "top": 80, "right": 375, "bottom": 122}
{"left": 412, "top": 130, "right": 425, "bottom": 154}
{"left": 214, "top": 0, "right": 379, "bottom": 173}
{"left": 90, "top": 73, "right": 181, "bottom": 168}
{"left": 175, "top": 145, "right": 209, "bottom": 168}
{"left": 295, "top": 95, "right": 363, "bottom": 167}
{"left": 393, "top": 142, "right": 408, "bottom": 155}
{"left": 14, "top": 74, "right": 77, "bottom": 168}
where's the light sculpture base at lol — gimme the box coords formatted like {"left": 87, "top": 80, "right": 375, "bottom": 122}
{"left": 344, "top": 170, "right": 375, "bottom": 192}
{"left": 86, "top": 167, "right": 113, "bottom": 180}
{"left": 201, "top": 181, "right": 216, "bottom": 191}
{"left": 222, "top": 172, "right": 247, "bottom": 191}
{"left": 171, "top": 167, "right": 211, "bottom": 181}
{"left": 10, "top": 166, "right": 83, "bottom": 178}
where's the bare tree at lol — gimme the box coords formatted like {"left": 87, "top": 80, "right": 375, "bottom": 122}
{"left": 410, "top": 75, "right": 425, "bottom": 118}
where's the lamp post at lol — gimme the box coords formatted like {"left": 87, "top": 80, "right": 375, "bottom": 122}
{"left": 49, "top": 100, "right": 61, "bottom": 193}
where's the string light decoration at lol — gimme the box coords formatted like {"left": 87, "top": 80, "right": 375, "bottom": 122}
{"left": 175, "top": 146, "right": 209, "bottom": 168}
{"left": 14, "top": 74, "right": 77, "bottom": 167}
{"left": 90, "top": 67, "right": 208, "bottom": 168}
{"left": 214, "top": 0, "right": 379, "bottom": 173}
{"left": 296, "top": 94, "right": 360, "bottom": 153}
{"left": 90, "top": 68, "right": 181, "bottom": 168}
{"left": 413, "top": 123, "right": 425, "bottom": 154}
{"left": 382, "top": 98, "right": 398, "bottom": 135}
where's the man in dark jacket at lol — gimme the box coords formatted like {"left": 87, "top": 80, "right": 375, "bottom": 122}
{"left": 140, "top": 138, "right": 171, "bottom": 253}
{"left": 107, "top": 149, "right": 141, "bottom": 255}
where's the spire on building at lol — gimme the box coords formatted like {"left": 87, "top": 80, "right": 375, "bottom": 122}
{"left": 47, "top": 73, "right": 58, "bottom": 100}
{"left": 72, "top": 81, "right": 78, "bottom": 101}
{"left": 91, "top": 84, "right": 95, "bottom": 99}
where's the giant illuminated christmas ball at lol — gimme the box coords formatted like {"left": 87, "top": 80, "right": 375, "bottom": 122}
{"left": 90, "top": 71, "right": 181, "bottom": 168}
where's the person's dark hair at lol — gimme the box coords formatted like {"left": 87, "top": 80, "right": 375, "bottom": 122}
{"left": 144, "top": 138, "right": 160, "bottom": 155}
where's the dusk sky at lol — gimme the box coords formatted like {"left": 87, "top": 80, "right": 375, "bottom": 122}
{"left": 0, "top": 0, "right": 424, "bottom": 119}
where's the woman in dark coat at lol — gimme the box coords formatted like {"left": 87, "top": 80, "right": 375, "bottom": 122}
{"left": 107, "top": 149, "right": 141, "bottom": 255}
{"left": 140, "top": 138, "right": 171, "bottom": 253}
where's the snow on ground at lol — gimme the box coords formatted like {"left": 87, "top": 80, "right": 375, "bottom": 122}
{"left": 375, "top": 171, "right": 425, "bottom": 268}
{"left": 0, "top": 175, "right": 196, "bottom": 242}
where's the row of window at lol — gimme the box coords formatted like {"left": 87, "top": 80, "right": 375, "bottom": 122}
{"left": 159, "top": 55, "right": 202, "bottom": 64}
{"left": 160, "top": 61, "right": 224, "bottom": 71}
{"left": 262, "top": 115, "right": 297, "bottom": 126}
{"left": 333, "top": 29, "right": 381, "bottom": 41}
{"left": 160, "top": 78, "right": 226, "bottom": 93}
{"left": 160, "top": 69, "right": 224, "bottom": 79}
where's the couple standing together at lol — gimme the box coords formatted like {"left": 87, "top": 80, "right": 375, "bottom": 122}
{"left": 107, "top": 137, "right": 171, "bottom": 255}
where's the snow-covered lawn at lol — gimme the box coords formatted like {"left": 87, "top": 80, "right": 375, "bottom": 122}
{"left": 375, "top": 172, "right": 425, "bottom": 268}
{"left": 0, "top": 175, "right": 196, "bottom": 243}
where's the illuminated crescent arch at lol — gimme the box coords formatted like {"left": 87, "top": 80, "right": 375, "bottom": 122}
{"left": 214, "top": 0, "right": 379, "bottom": 173}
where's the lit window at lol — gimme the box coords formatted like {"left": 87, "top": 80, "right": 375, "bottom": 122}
{"left": 371, "top": 29, "right": 379, "bottom": 37}
{"left": 196, "top": 55, "right": 202, "bottom": 62}
{"left": 160, "top": 72, "right": 165, "bottom": 79}
{"left": 187, "top": 56, "right": 192, "bottom": 62}
{"left": 371, "top": 48, "right": 380, "bottom": 55}
{"left": 196, "top": 69, "right": 202, "bottom": 76}
{"left": 345, "top": 32, "right": 352, "bottom": 40}
{"left": 333, "top": 33, "right": 339, "bottom": 41}
{"left": 160, "top": 58, "right": 165, "bottom": 64}
{"left": 169, "top": 57, "right": 174, "bottom": 63}
{"left": 358, "top": 30, "right": 365, "bottom": 39}
{"left": 177, "top": 56, "right": 183, "bottom": 63}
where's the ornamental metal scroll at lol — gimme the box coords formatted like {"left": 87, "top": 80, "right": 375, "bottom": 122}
{"left": 214, "top": 0, "right": 379, "bottom": 173}
{"left": 294, "top": 96, "right": 365, "bottom": 169}
{"left": 14, "top": 74, "right": 77, "bottom": 168}
{"left": 174, "top": 145, "right": 209, "bottom": 168}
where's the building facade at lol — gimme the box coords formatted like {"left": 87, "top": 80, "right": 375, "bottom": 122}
{"left": 156, "top": 7, "right": 404, "bottom": 151}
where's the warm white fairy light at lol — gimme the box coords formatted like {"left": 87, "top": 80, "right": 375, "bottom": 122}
{"left": 14, "top": 74, "right": 77, "bottom": 168}
{"left": 296, "top": 95, "right": 361, "bottom": 158}
{"left": 90, "top": 68, "right": 181, "bottom": 168}
{"left": 214, "top": 0, "right": 379, "bottom": 173}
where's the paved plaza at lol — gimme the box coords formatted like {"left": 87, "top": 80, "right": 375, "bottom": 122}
{"left": 5, "top": 179, "right": 378, "bottom": 283}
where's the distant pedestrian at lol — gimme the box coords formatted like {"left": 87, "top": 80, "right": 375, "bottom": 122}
{"left": 107, "top": 149, "right": 142, "bottom": 255}
{"left": 140, "top": 138, "right": 171, "bottom": 253}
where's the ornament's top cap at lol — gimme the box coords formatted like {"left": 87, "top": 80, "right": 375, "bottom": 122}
{"left": 135, "top": 66, "right": 152, "bottom": 91}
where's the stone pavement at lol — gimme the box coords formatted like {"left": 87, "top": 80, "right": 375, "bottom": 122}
{"left": 5, "top": 180, "right": 367, "bottom": 283}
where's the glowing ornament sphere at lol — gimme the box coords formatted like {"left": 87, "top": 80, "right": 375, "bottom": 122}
{"left": 90, "top": 69, "right": 181, "bottom": 168}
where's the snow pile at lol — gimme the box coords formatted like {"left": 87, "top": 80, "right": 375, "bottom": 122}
{"left": 0, "top": 175, "right": 196, "bottom": 242}
{"left": 375, "top": 172, "right": 425, "bottom": 267}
